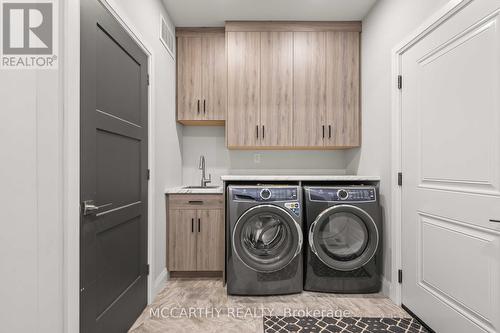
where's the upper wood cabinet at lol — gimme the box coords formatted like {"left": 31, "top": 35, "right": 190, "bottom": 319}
{"left": 326, "top": 31, "right": 360, "bottom": 147}
{"left": 226, "top": 32, "right": 261, "bottom": 147}
{"left": 177, "top": 37, "right": 202, "bottom": 123}
{"left": 227, "top": 31, "right": 294, "bottom": 148}
{"left": 293, "top": 31, "right": 327, "bottom": 148}
{"left": 225, "top": 21, "right": 361, "bottom": 149}
{"left": 260, "top": 32, "right": 294, "bottom": 147}
{"left": 294, "top": 31, "right": 360, "bottom": 148}
{"left": 176, "top": 28, "right": 226, "bottom": 125}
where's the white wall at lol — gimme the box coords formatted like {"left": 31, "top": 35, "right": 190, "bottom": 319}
{"left": 0, "top": 7, "right": 64, "bottom": 333}
{"left": 0, "top": 0, "right": 180, "bottom": 331}
{"left": 109, "top": 0, "right": 182, "bottom": 294}
{"left": 346, "top": 0, "right": 451, "bottom": 292}
{"left": 181, "top": 126, "right": 348, "bottom": 186}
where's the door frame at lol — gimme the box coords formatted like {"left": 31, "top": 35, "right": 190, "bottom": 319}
{"left": 390, "top": 0, "right": 475, "bottom": 305}
{"left": 63, "top": 0, "right": 155, "bottom": 331}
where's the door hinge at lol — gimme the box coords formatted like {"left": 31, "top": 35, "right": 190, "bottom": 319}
{"left": 145, "top": 264, "right": 150, "bottom": 276}
{"left": 397, "top": 172, "right": 403, "bottom": 186}
{"left": 398, "top": 269, "right": 403, "bottom": 284}
{"left": 147, "top": 169, "right": 150, "bottom": 180}
{"left": 147, "top": 74, "right": 150, "bottom": 86}
{"left": 397, "top": 75, "right": 402, "bottom": 90}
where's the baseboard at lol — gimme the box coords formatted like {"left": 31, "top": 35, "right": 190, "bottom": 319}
{"left": 402, "top": 304, "right": 436, "bottom": 333}
{"left": 152, "top": 268, "right": 168, "bottom": 299}
{"left": 169, "top": 271, "right": 223, "bottom": 278}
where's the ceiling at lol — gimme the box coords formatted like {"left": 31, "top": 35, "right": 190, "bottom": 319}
{"left": 162, "top": 0, "right": 377, "bottom": 27}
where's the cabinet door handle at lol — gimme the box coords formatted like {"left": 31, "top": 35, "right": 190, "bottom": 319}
{"left": 191, "top": 218, "right": 194, "bottom": 233}
{"left": 198, "top": 218, "right": 201, "bottom": 232}
{"left": 203, "top": 99, "right": 206, "bottom": 114}
{"left": 322, "top": 125, "right": 325, "bottom": 139}
{"left": 197, "top": 100, "right": 200, "bottom": 114}
{"left": 188, "top": 200, "right": 204, "bottom": 205}
{"left": 329, "top": 125, "right": 332, "bottom": 139}
{"left": 490, "top": 219, "right": 500, "bottom": 223}
{"left": 262, "top": 125, "right": 265, "bottom": 139}
{"left": 256, "top": 125, "right": 259, "bottom": 139}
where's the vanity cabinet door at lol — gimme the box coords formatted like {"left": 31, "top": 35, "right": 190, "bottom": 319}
{"left": 168, "top": 209, "right": 197, "bottom": 271}
{"left": 196, "top": 209, "right": 224, "bottom": 271}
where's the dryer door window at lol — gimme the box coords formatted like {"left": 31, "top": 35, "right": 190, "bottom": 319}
{"left": 309, "top": 205, "right": 379, "bottom": 271}
{"left": 233, "top": 205, "right": 302, "bottom": 273}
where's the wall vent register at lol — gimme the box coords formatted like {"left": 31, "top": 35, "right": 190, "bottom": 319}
{"left": 160, "top": 15, "right": 175, "bottom": 59}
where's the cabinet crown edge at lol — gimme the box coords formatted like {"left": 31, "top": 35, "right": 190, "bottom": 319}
{"left": 176, "top": 27, "right": 225, "bottom": 37}
{"left": 225, "top": 21, "right": 362, "bottom": 32}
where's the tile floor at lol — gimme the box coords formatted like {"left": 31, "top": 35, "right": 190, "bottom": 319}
{"left": 129, "top": 279, "right": 409, "bottom": 333}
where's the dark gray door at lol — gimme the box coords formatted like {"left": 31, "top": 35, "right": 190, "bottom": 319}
{"left": 80, "top": 0, "right": 148, "bottom": 331}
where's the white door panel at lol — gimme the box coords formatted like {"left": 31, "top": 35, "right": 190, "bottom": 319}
{"left": 418, "top": 16, "right": 500, "bottom": 195}
{"left": 401, "top": 0, "right": 500, "bottom": 332}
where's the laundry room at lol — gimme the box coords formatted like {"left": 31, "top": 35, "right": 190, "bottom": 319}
{"left": 1, "top": 0, "right": 499, "bottom": 332}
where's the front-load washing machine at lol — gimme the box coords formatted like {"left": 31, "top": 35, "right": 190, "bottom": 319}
{"left": 227, "top": 185, "right": 303, "bottom": 295}
{"left": 303, "top": 186, "right": 382, "bottom": 293}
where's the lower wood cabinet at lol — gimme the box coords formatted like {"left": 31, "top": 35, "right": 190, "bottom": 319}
{"left": 167, "top": 194, "right": 224, "bottom": 276}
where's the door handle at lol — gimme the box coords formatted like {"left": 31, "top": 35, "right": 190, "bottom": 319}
{"left": 191, "top": 218, "right": 194, "bottom": 233}
{"left": 198, "top": 218, "right": 201, "bottom": 232}
{"left": 329, "top": 125, "right": 332, "bottom": 139}
{"left": 82, "top": 200, "right": 112, "bottom": 216}
{"left": 490, "top": 219, "right": 500, "bottom": 223}
{"left": 197, "top": 100, "right": 200, "bottom": 114}
{"left": 203, "top": 100, "right": 206, "bottom": 114}
{"left": 256, "top": 125, "right": 259, "bottom": 139}
{"left": 262, "top": 125, "right": 265, "bottom": 139}
{"left": 322, "top": 125, "right": 325, "bottom": 139}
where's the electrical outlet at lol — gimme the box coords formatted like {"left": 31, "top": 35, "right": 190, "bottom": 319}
{"left": 254, "top": 153, "right": 261, "bottom": 164}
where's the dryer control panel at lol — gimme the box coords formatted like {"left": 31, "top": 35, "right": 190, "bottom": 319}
{"left": 231, "top": 187, "right": 298, "bottom": 202}
{"left": 308, "top": 187, "right": 376, "bottom": 202}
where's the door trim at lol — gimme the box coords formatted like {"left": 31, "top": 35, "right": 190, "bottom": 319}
{"left": 63, "top": 0, "right": 155, "bottom": 331}
{"left": 390, "top": 0, "right": 475, "bottom": 305}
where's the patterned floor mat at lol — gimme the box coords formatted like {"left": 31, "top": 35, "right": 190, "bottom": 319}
{"left": 263, "top": 316, "right": 428, "bottom": 333}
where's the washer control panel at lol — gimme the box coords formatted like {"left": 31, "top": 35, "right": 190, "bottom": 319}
{"left": 284, "top": 202, "right": 301, "bottom": 216}
{"left": 308, "top": 187, "right": 376, "bottom": 202}
{"left": 232, "top": 187, "right": 298, "bottom": 202}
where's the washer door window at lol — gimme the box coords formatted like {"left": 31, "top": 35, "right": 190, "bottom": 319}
{"left": 309, "top": 205, "right": 379, "bottom": 271}
{"left": 233, "top": 205, "right": 302, "bottom": 273}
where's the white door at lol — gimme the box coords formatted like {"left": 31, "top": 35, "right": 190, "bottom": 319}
{"left": 401, "top": 0, "right": 500, "bottom": 332}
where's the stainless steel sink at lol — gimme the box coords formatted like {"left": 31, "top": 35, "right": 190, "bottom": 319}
{"left": 182, "top": 185, "right": 219, "bottom": 189}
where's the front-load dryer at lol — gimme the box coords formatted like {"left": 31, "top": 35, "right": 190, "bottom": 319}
{"left": 227, "top": 185, "right": 303, "bottom": 295}
{"left": 303, "top": 186, "right": 382, "bottom": 293}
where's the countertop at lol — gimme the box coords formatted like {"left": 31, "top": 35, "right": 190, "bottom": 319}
{"left": 165, "top": 176, "right": 379, "bottom": 194}
{"left": 220, "top": 175, "right": 380, "bottom": 181}
{"left": 165, "top": 186, "right": 223, "bottom": 194}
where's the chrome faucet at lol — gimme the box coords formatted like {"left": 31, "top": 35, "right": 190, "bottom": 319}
{"left": 198, "top": 155, "right": 212, "bottom": 187}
